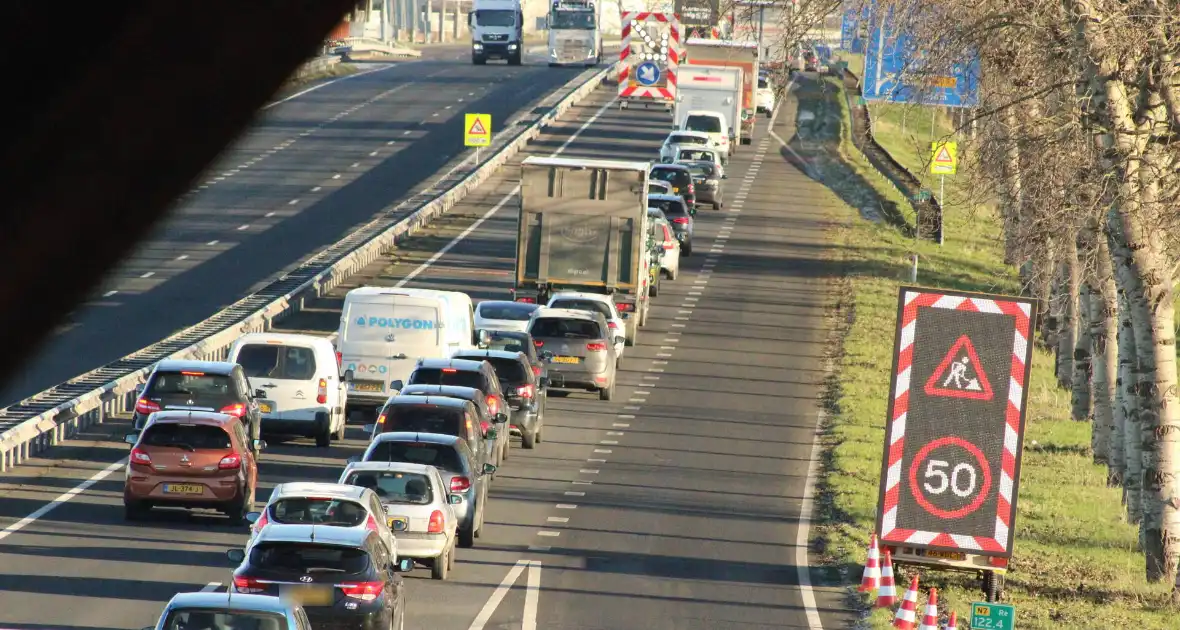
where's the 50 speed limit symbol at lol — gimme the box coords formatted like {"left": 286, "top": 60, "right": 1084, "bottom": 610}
{"left": 909, "top": 436, "right": 993, "bottom": 519}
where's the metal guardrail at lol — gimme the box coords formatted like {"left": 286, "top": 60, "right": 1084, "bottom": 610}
{"left": 0, "top": 62, "right": 621, "bottom": 472}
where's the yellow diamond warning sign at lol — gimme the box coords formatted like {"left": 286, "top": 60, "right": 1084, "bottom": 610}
{"left": 930, "top": 141, "right": 958, "bottom": 175}
{"left": 465, "top": 113, "right": 492, "bottom": 147}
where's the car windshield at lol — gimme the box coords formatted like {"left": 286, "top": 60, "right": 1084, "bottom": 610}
{"left": 249, "top": 542, "right": 369, "bottom": 574}
{"left": 685, "top": 163, "right": 715, "bottom": 177}
{"left": 163, "top": 610, "right": 286, "bottom": 630}
{"left": 684, "top": 115, "right": 722, "bottom": 133}
{"left": 530, "top": 317, "right": 601, "bottom": 339}
{"left": 366, "top": 441, "right": 465, "bottom": 472}
{"left": 475, "top": 9, "right": 515, "bottom": 26}
{"left": 650, "top": 168, "right": 690, "bottom": 186}
{"left": 678, "top": 150, "right": 716, "bottom": 163}
{"left": 477, "top": 302, "right": 538, "bottom": 321}
{"left": 649, "top": 199, "right": 689, "bottom": 217}
{"left": 147, "top": 371, "right": 233, "bottom": 397}
{"left": 344, "top": 471, "right": 433, "bottom": 505}
{"left": 269, "top": 497, "right": 368, "bottom": 527}
{"left": 668, "top": 134, "right": 708, "bottom": 145}
{"left": 550, "top": 10, "right": 595, "bottom": 29}
{"left": 141, "top": 423, "right": 231, "bottom": 450}
{"left": 235, "top": 344, "right": 317, "bottom": 381}
{"left": 408, "top": 368, "right": 483, "bottom": 389}
{"left": 381, "top": 405, "right": 464, "bottom": 435}
{"left": 549, "top": 298, "right": 613, "bottom": 319}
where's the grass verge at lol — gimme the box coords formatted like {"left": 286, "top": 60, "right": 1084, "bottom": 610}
{"left": 273, "top": 61, "right": 361, "bottom": 99}
{"left": 815, "top": 76, "right": 1178, "bottom": 628}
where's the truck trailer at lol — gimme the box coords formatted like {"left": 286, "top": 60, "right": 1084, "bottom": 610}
{"left": 683, "top": 38, "right": 760, "bottom": 145}
{"left": 674, "top": 65, "right": 743, "bottom": 147}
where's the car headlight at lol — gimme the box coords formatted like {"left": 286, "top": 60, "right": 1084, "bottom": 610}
{"left": 473, "top": 43, "right": 484, "bottom": 50}
{"left": 508, "top": 44, "right": 518, "bottom": 50}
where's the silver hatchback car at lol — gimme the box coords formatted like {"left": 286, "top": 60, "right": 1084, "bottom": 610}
{"left": 528, "top": 307, "right": 622, "bottom": 401}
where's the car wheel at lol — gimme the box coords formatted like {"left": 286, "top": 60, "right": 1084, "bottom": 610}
{"left": 522, "top": 427, "right": 537, "bottom": 449}
{"left": 315, "top": 411, "right": 332, "bottom": 447}
{"left": 713, "top": 201, "right": 721, "bottom": 210}
{"left": 431, "top": 545, "right": 450, "bottom": 580}
{"left": 124, "top": 499, "right": 150, "bottom": 521}
{"left": 333, "top": 412, "right": 346, "bottom": 440}
{"left": 599, "top": 380, "right": 615, "bottom": 401}
{"left": 670, "top": 266, "right": 678, "bottom": 281}
{"left": 684, "top": 242, "right": 693, "bottom": 256}
{"left": 225, "top": 493, "right": 248, "bottom": 525}
{"left": 458, "top": 523, "right": 476, "bottom": 548}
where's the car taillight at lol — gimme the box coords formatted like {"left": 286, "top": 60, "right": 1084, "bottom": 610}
{"left": 487, "top": 395, "right": 500, "bottom": 416}
{"left": 534, "top": 340, "right": 544, "bottom": 347}
{"left": 219, "top": 452, "right": 242, "bottom": 470}
{"left": 615, "top": 302, "right": 634, "bottom": 313}
{"left": 516, "top": 296, "right": 536, "bottom": 303}
{"left": 516, "top": 384, "right": 535, "bottom": 399}
{"left": 480, "top": 420, "right": 490, "bottom": 434}
{"left": 129, "top": 447, "right": 152, "bottom": 467}
{"left": 663, "top": 243, "right": 675, "bottom": 250}
{"left": 586, "top": 342, "right": 607, "bottom": 352}
{"left": 672, "top": 217, "right": 689, "bottom": 225}
{"left": 233, "top": 576, "right": 265, "bottom": 594}
{"left": 339, "top": 581, "right": 384, "bottom": 601}
{"left": 220, "top": 403, "right": 247, "bottom": 417}
{"left": 428, "top": 510, "right": 446, "bottom": 533}
{"left": 335, "top": 351, "right": 342, "bottom": 367}
{"left": 316, "top": 378, "right": 328, "bottom": 404}
{"left": 442, "top": 368, "right": 458, "bottom": 373}
{"left": 687, "top": 183, "right": 695, "bottom": 194}
{"left": 253, "top": 510, "right": 269, "bottom": 533}
{"left": 532, "top": 365, "right": 541, "bottom": 376}
{"left": 607, "top": 321, "right": 618, "bottom": 330}
{"left": 365, "top": 514, "right": 379, "bottom": 533}
{"left": 135, "top": 398, "right": 160, "bottom": 414}
{"left": 450, "top": 476, "right": 471, "bottom": 492}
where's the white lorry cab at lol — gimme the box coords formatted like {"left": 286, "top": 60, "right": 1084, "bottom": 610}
{"left": 470, "top": 0, "right": 524, "bottom": 65}
{"left": 546, "top": 0, "right": 602, "bottom": 67}
{"left": 226, "top": 332, "right": 348, "bottom": 447}
{"left": 336, "top": 287, "right": 488, "bottom": 418}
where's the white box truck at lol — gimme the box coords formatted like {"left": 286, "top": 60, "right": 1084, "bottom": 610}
{"left": 674, "top": 65, "right": 744, "bottom": 147}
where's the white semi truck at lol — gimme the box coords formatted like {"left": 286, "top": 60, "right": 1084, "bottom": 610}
{"left": 470, "top": 0, "right": 524, "bottom": 65}
{"left": 546, "top": 0, "right": 603, "bottom": 67}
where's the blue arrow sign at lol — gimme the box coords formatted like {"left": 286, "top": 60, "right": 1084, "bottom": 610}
{"left": 635, "top": 61, "right": 661, "bottom": 86}
{"left": 862, "top": 5, "right": 980, "bottom": 107}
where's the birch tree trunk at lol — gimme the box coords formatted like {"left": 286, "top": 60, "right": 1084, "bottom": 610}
{"left": 999, "top": 109, "right": 1024, "bottom": 266}
{"left": 1072, "top": 279, "right": 1094, "bottom": 423}
{"left": 1093, "top": 236, "right": 1120, "bottom": 480}
{"left": 1118, "top": 287, "right": 1142, "bottom": 523}
{"left": 1057, "top": 241, "right": 1080, "bottom": 387}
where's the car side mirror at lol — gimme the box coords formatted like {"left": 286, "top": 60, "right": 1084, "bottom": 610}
{"left": 252, "top": 439, "right": 266, "bottom": 451}
{"left": 496, "top": 412, "right": 508, "bottom": 423}
{"left": 390, "top": 380, "right": 404, "bottom": 392}
{"left": 245, "top": 511, "right": 262, "bottom": 525}
{"left": 343, "top": 369, "right": 354, "bottom": 383}
{"left": 397, "top": 558, "right": 414, "bottom": 572}
{"left": 613, "top": 335, "right": 625, "bottom": 345}
{"left": 363, "top": 424, "right": 377, "bottom": 434}
{"left": 449, "top": 494, "right": 465, "bottom": 505}
{"left": 482, "top": 463, "right": 497, "bottom": 475}
{"left": 486, "top": 428, "right": 498, "bottom": 440}
{"left": 253, "top": 389, "right": 266, "bottom": 399}
{"left": 226, "top": 549, "right": 246, "bottom": 564}
{"left": 541, "top": 351, "right": 554, "bottom": 360}
{"left": 477, "top": 329, "right": 492, "bottom": 347}
{"left": 124, "top": 431, "right": 140, "bottom": 445}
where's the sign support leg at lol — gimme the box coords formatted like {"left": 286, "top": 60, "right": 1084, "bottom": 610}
{"left": 938, "top": 174, "right": 945, "bottom": 246}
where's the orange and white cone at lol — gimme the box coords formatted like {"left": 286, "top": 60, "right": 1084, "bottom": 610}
{"left": 892, "top": 575, "right": 920, "bottom": 629}
{"left": 859, "top": 534, "right": 881, "bottom": 592}
{"left": 943, "top": 611, "right": 957, "bottom": 630}
{"left": 875, "top": 548, "right": 898, "bottom": 608}
{"left": 917, "top": 588, "right": 939, "bottom": 630}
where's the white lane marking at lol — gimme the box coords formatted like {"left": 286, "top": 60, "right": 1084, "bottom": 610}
{"left": 656, "top": 353, "right": 673, "bottom": 358}
{"left": 265, "top": 212, "right": 276, "bottom": 218}
{"left": 671, "top": 323, "right": 687, "bottom": 328}
{"left": 370, "top": 151, "right": 379, "bottom": 156}
{"left": 798, "top": 411, "right": 827, "bottom": 629}
{"left": 140, "top": 271, "right": 154, "bottom": 279}
{"left": 200, "top": 582, "right": 220, "bottom": 592}
{"left": 207, "top": 240, "right": 219, "bottom": 246}
{"left": 579, "top": 469, "right": 600, "bottom": 474}
{"left": 653, "top": 360, "right": 669, "bottom": 365}
{"left": 572, "top": 480, "right": 593, "bottom": 485}
{"left": 312, "top": 186, "right": 322, "bottom": 192}
{"left": 466, "top": 560, "right": 528, "bottom": 630}
{"left": 176, "top": 255, "right": 189, "bottom": 261}
{"left": 660, "top": 345, "right": 676, "bottom": 350}
{"left": 675, "top": 316, "right": 690, "bottom": 321}
{"left": 587, "top": 458, "right": 607, "bottom": 463}
{"left": 0, "top": 459, "right": 125, "bottom": 542}
{"left": 556, "top": 504, "right": 577, "bottom": 509}
{"left": 600, "top": 440, "right": 618, "bottom": 445}
{"left": 613, "top": 423, "right": 630, "bottom": 428}
{"left": 289, "top": 199, "right": 300, "bottom": 205}
{"left": 594, "top": 449, "right": 612, "bottom": 453}
{"left": 332, "top": 174, "right": 342, "bottom": 179}
{"left": 565, "top": 491, "right": 585, "bottom": 496}
{"left": 351, "top": 162, "right": 361, "bottom": 168}
{"left": 618, "top": 414, "right": 636, "bottom": 419}
{"left": 102, "top": 290, "right": 118, "bottom": 298}
{"left": 523, "top": 561, "right": 541, "bottom": 630}
{"left": 547, "top": 516, "right": 569, "bottom": 523}
{"left": 395, "top": 95, "right": 618, "bottom": 289}
{"left": 537, "top": 531, "right": 561, "bottom": 537}
{"left": 643, "top": 375, "right": 660, "bottom": 380}
{"left": 624, "top": 405, "right": 642, "bottom": 410}
{"left": 403, "top": 130, "right": 412, "bottom": 135}
{"left": 649, "top": 368, "right": 665, "bottom": 373}
{"left": 607, "top": 431, "right": 624, "bottom": 436}
{"left": 237, "top": 224, "right": 250, "bottom": 231}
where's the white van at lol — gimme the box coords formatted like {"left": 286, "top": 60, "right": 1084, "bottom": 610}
{"left": 678, "top": 110, "right": 732, "bottom": 163}
{"left": 226, "top": 332, "right": 348, "bottom": 447}
{"left": 336, "top": 287, "right": 488, "bottom": 418}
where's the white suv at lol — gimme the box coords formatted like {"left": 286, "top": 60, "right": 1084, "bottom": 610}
{"left": 545, "top": 292, "right": 628, "bottom": 358}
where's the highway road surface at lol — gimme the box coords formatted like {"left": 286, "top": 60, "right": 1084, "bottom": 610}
{"left": 0, "top": 76, "right": 857, "bottom": 629}
{"left": 0, "top": 45, "right": 602, "bottom": 409}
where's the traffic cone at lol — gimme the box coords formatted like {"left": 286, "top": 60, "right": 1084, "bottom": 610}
{"left": 892, "top": 575, "right": 920, "bottom": 629}
{"left": 917, "top": 588, "right": 939, "bottom": 630}
{"left": 859, "top": 534, "right": 881, "bottom": 592}
{"left": 944, "top": 611, "right": 957, "bottom": 630}
{"left": 875, "top": 548, "right": 897, "bottom": 608}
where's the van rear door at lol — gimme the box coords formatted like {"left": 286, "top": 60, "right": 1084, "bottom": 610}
{"left": 231, "top": 340, "right": 322, "bottom": 421}
{"left": 342, "top": 295, "right": 443, "bottom": 396}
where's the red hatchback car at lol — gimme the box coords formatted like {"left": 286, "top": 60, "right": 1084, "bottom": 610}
{"left": 123, "top": 410, "right": 262, "bottom": 523}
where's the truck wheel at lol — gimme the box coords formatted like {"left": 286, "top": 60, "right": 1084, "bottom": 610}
{"left": 510, "top": 51, "right": 522, "bottom": 65}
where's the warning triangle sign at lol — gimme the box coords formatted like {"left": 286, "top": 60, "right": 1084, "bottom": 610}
{"left": 923, "top": 334, "right": 995, "bottom": 400}
{"left": 468, "top": 118, "right": 488, "bottom": 135}
{"left": 934, "top": 147, "right": 953, "bottom": 163}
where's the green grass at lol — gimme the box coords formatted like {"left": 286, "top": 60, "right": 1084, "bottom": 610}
{"left": 817, "top": 75, "right": 1179, "bottom": 628}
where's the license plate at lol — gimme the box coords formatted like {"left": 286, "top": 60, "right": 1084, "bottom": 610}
{"left": 388, "top": 516, "right": 409, "bottom": 531}
{"left": 551, "top": 356, "right": 581, "bottom": 364}
{"left": 258, "top": 402, "right": 274, "bottom": 413}
{"left": 353, "top": 381, "right": 385, "bottom": 392}
{"left": 282, "top": 585, "right": 334, "bottom": 606}
{"left": 671, "top": 187, "right": 680, "bottom": 193}
{"left": 163, "top": 483, "right": 203, "bottom": 495}
{"left": 923, "top": 550, "right": 966, "bottom": 561}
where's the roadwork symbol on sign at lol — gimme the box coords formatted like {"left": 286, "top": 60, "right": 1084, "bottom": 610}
{"left": 929, "top": 141, "right": 957, "bottom": 175}
{"left": 465, "top": 113, "right": 492, "bottom": 147}
{"left": 924, "top": 334, "right": 994, "bottom": 400}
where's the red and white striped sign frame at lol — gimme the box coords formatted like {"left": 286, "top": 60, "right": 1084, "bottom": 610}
{"left": 875, "top": 287, "right": 1035, "bottom": 557}
{"left": 618, "top": 12, "right": 682, "bottom": 101}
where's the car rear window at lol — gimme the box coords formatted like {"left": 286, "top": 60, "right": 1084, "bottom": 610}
{"left": 758, "top": 77, "right": 769, "bottom": 88}
{"left": 269, "top": 497, "right": 368, "bottom": 526}
{"left": 235, "top": 343, "right": 317, "bottom": 381}
{"left": 530, "top": 317, "right": 602, "bottom": 339}
{"left": 487, "top": 337, "right": 527, "bottom": 354}
{"left": 468, "top": 357, "right": 528, "bottom": 386}
{"left": 147, "top": 371, "right": 233, "bottom": 397}
{"left": 650, "top": 168, "right": 691, "bottom": 187}
{"left": 381, "top": 405, "right": 464, "bottom": 435}
{"left": 249, "top": 542, "right": 370, "bottom": 574}
{"left": 344, "top": 471, "right": 434, "bottom": 505}
{"left": 685, "top": 115, "right": 722, "bottom": 133}
{"left": 549, "top": 299, "right": 613, "bottom": 319}
{"left": 408, "top": 368, "right": 483, "bottom": 389}
{"left": 669, "top": 134, "right": 707, "bottom": 145}
{"left": 365, "top": 441, "right": 464, "bottom": 471}
{"left": 141, "top": 423, "right": 231, "bottom": 450}
{"left": 163, "top": 610, "right": 285, "bottom": 630}
{"left": 678, "top": 149, "right": 716, "bottom": 163}
{"left": 650, "top": 199, "right": 689, "bottom": 217}
{"left": 478, "top": 302, "right": 537, "bottom": 321}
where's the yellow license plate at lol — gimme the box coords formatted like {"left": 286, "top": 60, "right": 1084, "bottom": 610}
{"left": 285, "top": 585, "right": 334, "bottom": 606}
{"left": 551, "top": 356, "right": 581, "bottom": 364}
{"left": 259, "top": 402, "right": 273, "bottom": 413}
{"left": 672, "top": 187, "right": 680, "bottom": 193}
{"left": 924, "top": 550, "right": 966, "bottom": 561}
{"left": 388, "top": 516, "right": 408, "bottom": 531}
{"left": 164, "top": 483, "right": 203, "bottom": 495}
{"left": 353, "top": 381, "right": 384, "bottom": 392}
